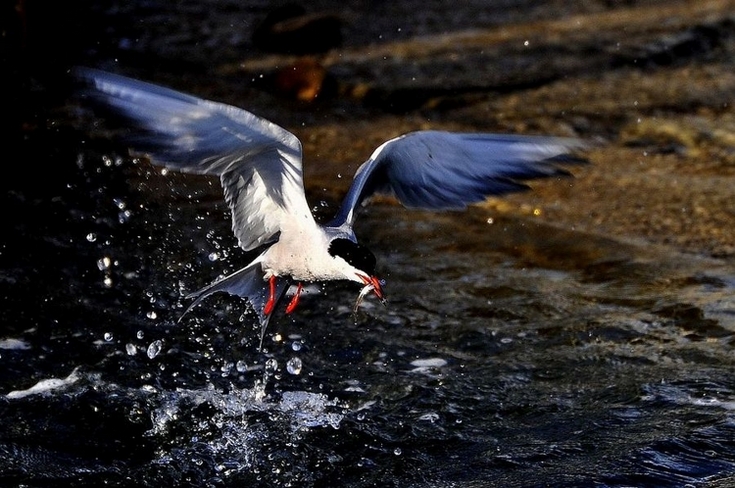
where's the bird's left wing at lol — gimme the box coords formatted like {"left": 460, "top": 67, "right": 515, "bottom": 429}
{"left": 74, "top": 68, "right": 314, "bottom": 251}
{"left": 330, "top": 130, "right": 587, "bottom": 227}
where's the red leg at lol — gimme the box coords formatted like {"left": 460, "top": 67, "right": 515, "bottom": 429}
{"left": 285, "top": 282, "right": 304, "bottom": 314}
{"left": 263, "top": 275, "right": 277, "bottom": 315}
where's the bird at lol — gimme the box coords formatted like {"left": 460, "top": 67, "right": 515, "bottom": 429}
{"left": 73, "top": 67, "right": 587, "bottom": 344}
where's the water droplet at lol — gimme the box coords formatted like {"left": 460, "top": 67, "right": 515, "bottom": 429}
{"left": 208, "top": 252, "right": 220, "bottom": 261}
{"left": 146, "top": 310, "right": 158, "bottom": 320}
{"left": 236, "top": 360, "right": 248, "bottom": 373}
{"left": 265, "top": 358, "right": 278, "bottom": 373}
{"left": 86, "top": 233, "right": 97, "bottom": 242}
{"left": 118, "top": 210, "right": 131, "bottom": 224}
{"left": 291, "top": 340, "right": 302, "bottom": 352}
{"left": 147, "top": 340, "right": 163, "bottom": 359}
{"left": 126, "top": 343, "right": 137, "bottom": 356}
{"left": 103, "top": 332, "right": 113, "bottom": 342}
{"left": 97, "top": 256, "right": 111, "bottom": 271}
{"left": 136, "top": 330, "right": 145, "bottom": 340}
{"left": 286, "top": 357, "right": 302, "bottom": 375}
{"left": 486, "top": 217, "right": 494, "bottom": 225}
{"left": 393, "top": 448, "right": 402, "bottom": 456}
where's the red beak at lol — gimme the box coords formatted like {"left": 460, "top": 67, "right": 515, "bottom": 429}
{"left": 359, "top": 274, "right": 386, "bottom": 304}
{"left": 370, "top": 275, "right": 385, "bottom": 303}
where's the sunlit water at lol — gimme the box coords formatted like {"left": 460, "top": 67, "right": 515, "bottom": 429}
{"left": 2, "top": 141, "right": 735, "bottom": 487}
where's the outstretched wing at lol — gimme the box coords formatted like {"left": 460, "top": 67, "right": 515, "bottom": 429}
{"left": 74, "top": 67, "right": 315, "bottom": 251}
{"left": 330, "top": 130, "right": 587, "bottom": 227}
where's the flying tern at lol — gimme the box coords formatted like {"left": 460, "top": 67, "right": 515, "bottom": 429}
{"left": 74, "top": 67, "right": 586, "bottom": 340}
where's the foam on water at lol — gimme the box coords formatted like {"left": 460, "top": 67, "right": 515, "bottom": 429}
{"left": 6, "top": 368, "right": 82, "bottom": 399}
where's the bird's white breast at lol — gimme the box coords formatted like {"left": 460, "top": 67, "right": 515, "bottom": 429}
{"left": 260, "top": 226, "right": 350, "bottom": 282}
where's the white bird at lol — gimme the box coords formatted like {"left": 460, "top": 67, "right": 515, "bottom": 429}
{"left": 74, "top": 67, "right": 586, "bottom": 341}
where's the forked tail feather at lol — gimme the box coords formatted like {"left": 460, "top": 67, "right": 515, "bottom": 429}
{"left": 179, "top": 259, "right": 290, "bottom": 349}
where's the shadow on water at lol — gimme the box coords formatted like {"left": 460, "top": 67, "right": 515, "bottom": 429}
{"left": 2, "top": 122, "right": 735, "bottom": 487}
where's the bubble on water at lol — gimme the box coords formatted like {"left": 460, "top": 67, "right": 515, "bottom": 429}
{"left": 136, "top": 330, "right": 145, "bottom": 340}
{"left": 103, "top": 276, "right": 113, "bottom": 288}
{"left": 291, "top": 340, "right": 302, "bottom": 352}
{"left": 236, "top": 360, "right": 248, "bottom": 373}
{"left": 86, "top": 233, "right": 97, "bottom": 242}
{"left": 126, "top": 343, "right": 137, "bottom": 356}
{"left": 147, "top": 340, "right": 163, "bottom": 359}
{"left": 146, "top": 310, "right": 158, "bottom": 320}
{"left": 208, "top": 252, "right": 220, "bottom": 262}
{"left": 394, "top": 448, "right": 402, "bottom": 456}
{"left": 286, "top": 357, "right": 303, "bottom": 375}
{"left": 103, "top": 332, "right": 113, "bottom": 342}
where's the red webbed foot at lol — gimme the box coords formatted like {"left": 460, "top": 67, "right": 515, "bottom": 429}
{"left": 263, "top": 275, "right": 278, "bottom": 316}
{"left": 285, "top": 282, "right": 304, "bottom": 314}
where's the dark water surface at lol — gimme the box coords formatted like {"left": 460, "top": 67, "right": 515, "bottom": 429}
{"left": 5, "top": 0, "right": 735, "bottom": 486}
{"left": 3, "top": 131, "right": 735, "bottom": 487}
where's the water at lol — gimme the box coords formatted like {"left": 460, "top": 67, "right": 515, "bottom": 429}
{"left": 2, "top": 131, "right": 735, "bottom": 487}
{"left": 6, "top": 0, "right": 735, "bottom": 483}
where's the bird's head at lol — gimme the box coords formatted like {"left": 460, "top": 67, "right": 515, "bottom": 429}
{"left": 328, "top": 238, "right": 385, "bottom": 304}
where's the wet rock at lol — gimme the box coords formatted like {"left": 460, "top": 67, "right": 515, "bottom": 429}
{"left": 610, "top": 17, "right": 735, "bottom": 68}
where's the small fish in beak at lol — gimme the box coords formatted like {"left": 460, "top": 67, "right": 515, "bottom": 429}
{"left": 355, "top": 275, "right": 387, "bottom": 312}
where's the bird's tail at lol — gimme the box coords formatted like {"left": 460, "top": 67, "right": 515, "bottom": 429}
{"left": 179, "top": 258, "right": 290, "bottom": 349}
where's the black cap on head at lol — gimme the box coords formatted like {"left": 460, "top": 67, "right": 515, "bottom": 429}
{"left": 328, "top": 238, "right": 376, "bottom": 275}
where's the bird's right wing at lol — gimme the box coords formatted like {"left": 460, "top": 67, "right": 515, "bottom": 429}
{"left": 330, "top": 130, "right": 587, "bottom": 227}
{"left": 74, "top": 67, "right": 315, "bottom": 251}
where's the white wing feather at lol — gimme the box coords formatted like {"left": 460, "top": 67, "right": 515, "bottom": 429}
{"left": 75, "top": 68, "right": 314, "bottom": 251}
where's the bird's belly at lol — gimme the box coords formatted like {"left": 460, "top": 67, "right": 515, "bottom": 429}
{"left": 262, "top": 247, "right": 338, "bottom": 282}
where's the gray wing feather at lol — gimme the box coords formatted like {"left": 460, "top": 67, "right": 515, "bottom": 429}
{"left": 331, "top": 130, "right": 586, "bottom": 226}
{"left": 75, "top": 67, "right": 312, "bottom": 251}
